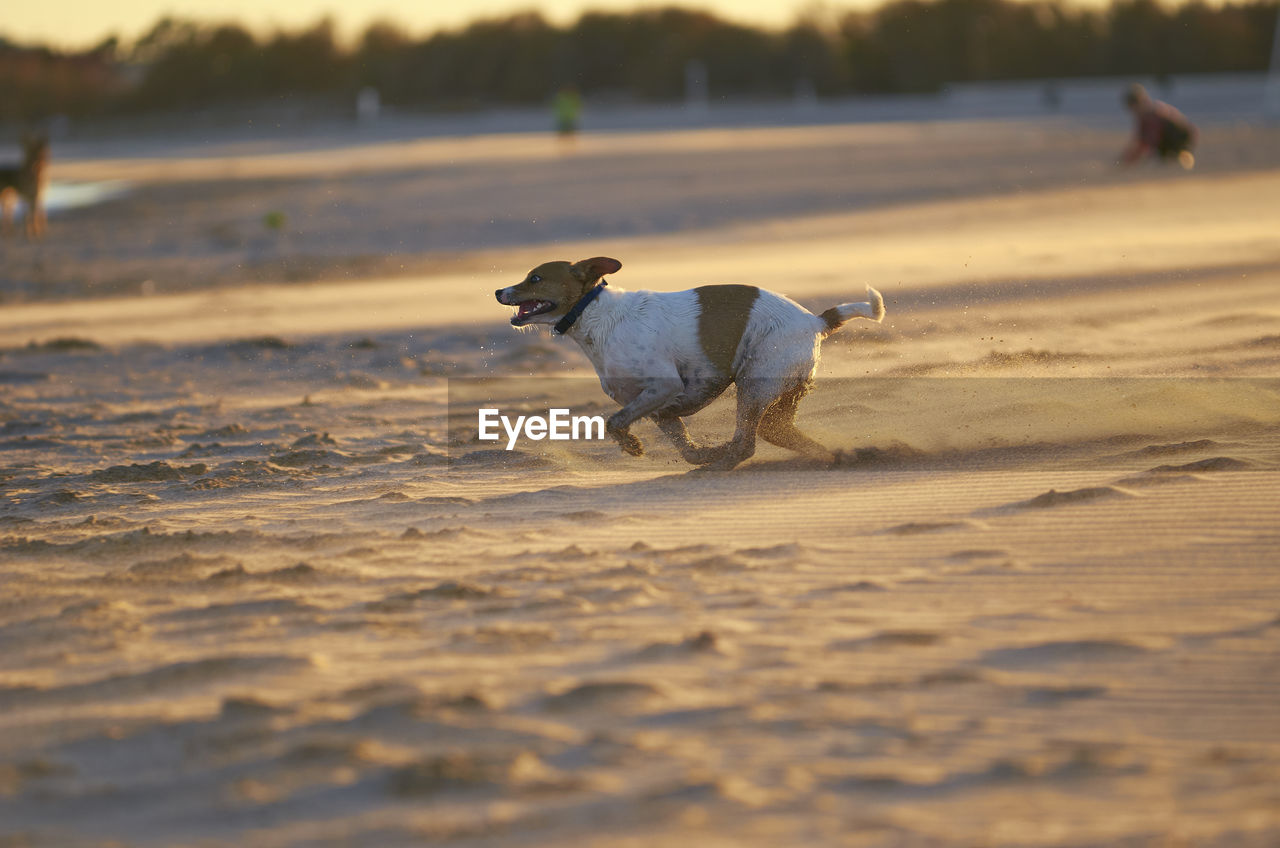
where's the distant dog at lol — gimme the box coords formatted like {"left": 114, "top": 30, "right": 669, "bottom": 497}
{"left": 0, "top": 134, "right": 50, "bottom": 239}
{"left": 496, "top": 257, "right": 884, "bottom": 470}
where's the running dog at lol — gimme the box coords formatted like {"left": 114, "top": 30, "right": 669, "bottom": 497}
{"left": 0, "top": 134, "right": 50, "bottom": 239}
{"left": 496, "top": 257, "right": 884, "bottom": 471}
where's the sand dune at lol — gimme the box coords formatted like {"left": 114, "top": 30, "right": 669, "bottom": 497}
{"left": 1, "top": 118, "right": 1279, "bottom": 846}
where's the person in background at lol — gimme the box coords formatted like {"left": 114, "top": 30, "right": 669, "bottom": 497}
{"left": 553, "top": 86, "right": 582, "bottom": 146}
{"left": 1119, "top": 83, "right": 1197, "bottom": 170}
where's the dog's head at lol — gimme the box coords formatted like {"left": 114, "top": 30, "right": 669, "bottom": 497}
{"left": 495, "top": 257, "right": 621, "bottom": 328}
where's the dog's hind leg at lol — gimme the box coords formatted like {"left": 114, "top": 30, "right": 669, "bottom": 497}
{"left": 758, "top": 383, "right": 835, "bottom": 462}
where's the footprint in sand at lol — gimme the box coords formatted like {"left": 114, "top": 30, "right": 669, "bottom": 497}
{"left": 1118, "top": 456, "right": 1255, "bottom": 487}
{"left": 87, "top": 461, "right": 209, "bottom": 483}
{"left": 832, "top": 630, "right": 945, "bottom": 650}
{"left": 884, "top": 520, "right": 979, "bottom": 535}
{"left": 997, "top": 485, "right": 1134, "bottom": 512}
{"left": 540, "top": 680, "right": 667, "bottom": 712}
{"left": 1126, "top": 438, "right": 1223, "bottom": 457}
{"left": 1146, "top": 456, "right": 1252, "bottom": 473}
{"left": 1022, "top": 684, "right": 1109, "bottom": 705}
{"left": 980, "top": 639, "right": 1153, "bottom": 669}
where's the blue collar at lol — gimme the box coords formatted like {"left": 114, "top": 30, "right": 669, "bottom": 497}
{"left": 553, "top": 280, "right": 608, "bottom": 335}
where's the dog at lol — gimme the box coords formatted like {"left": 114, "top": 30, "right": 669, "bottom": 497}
{"left": 496, "top": 257, "right": 884, "bottom": 471}
{"left": 0, "top": 134, "right": 50, "bottom": 239}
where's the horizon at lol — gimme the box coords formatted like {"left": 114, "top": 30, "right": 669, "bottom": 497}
{"left": 8, "top": 0, "right": 1125, "bottom": 52}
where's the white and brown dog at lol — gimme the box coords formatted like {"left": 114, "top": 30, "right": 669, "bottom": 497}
{"left": 496, "top": 257, "right": 884, "bottom": 471}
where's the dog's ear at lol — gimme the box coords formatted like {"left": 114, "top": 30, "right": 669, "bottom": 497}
{"left": 571, "top": 257, "right": 621, "bottom": 285}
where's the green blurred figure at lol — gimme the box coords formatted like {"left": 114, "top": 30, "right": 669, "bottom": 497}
{"left": 553, "top": 86, "right": 582, "bottom": 140}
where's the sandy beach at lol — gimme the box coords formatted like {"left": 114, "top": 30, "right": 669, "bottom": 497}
{"left": 1, "top": 112, "right": 1279, "bottom": 846}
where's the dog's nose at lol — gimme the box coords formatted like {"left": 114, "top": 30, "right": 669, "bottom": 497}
{"left": 495, "top": 289, "right": 504, "bottom": 302}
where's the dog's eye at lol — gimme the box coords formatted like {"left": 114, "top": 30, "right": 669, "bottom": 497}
{"left": 529, "top": 274, "right": 541, "bottom": 283}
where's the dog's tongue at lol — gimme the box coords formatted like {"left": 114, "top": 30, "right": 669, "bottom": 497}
{"left": 516, "top": 301, "right": 543, "bottom": 319}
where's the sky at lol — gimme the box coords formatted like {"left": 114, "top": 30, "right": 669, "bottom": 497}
{"left": 4, "top": 0, "right": 847, "bottom": 50}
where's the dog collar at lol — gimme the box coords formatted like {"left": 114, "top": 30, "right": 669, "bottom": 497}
{"left": 552, "top": 280, "right": 608, "bottom": 335}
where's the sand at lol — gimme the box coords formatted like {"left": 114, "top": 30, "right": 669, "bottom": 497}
{"left": 1, "top": 114, "right": 1279, "bottom": 847}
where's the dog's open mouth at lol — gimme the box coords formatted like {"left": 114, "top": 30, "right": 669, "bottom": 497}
{"left": 512, "top": 300, "right": 556, "bottom": 325}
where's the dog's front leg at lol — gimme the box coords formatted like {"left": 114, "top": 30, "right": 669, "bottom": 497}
{"left": 653, "top": 416, "right": 720, "bottom": 465}
{"left": 605, "top": 376, "right": 683, "bottom": 457}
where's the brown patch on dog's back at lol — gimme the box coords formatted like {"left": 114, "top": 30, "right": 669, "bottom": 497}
{"left": 696, "top": 285, "right": 760, "bottom": 376}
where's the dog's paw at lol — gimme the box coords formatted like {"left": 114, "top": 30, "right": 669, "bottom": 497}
{"left": 683, "top": 446, "right": 723, "bottom": 465}
{"left": 692, "top": 455, "right": 746, "bottom": 473}
{"left": 607, "top": 422, "right": 645, "bottom": 457}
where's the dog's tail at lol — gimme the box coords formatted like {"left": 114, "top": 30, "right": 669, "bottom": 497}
{"left": 817, "top": 286, "right": 885, "bottom": 338}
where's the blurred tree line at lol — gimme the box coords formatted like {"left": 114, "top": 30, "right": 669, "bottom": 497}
{"left": 2, "top": 0, "right": 1278, "bottom": 123}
